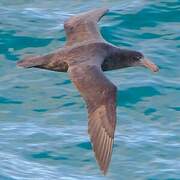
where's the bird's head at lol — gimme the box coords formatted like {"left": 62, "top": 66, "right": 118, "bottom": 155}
{"left": 124, "top": 50, "right": 159, "bottom": 72}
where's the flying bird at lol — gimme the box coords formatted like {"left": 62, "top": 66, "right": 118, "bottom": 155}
{"left": 17, "top": 8, "right": 159, "bottom": 174}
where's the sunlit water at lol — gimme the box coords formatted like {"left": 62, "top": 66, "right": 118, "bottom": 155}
{"left": 0, "top": 1, "right": 180, "bottom": 179}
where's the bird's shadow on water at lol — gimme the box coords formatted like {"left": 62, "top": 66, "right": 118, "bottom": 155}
{"left": 117, "top": 85, "right": 162, "bottom": 107}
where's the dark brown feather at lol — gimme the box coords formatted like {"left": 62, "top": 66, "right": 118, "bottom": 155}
{"left": 69, "top": 64, "right": 117, "bottom": 174}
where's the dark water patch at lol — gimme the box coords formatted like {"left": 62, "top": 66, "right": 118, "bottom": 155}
{"left": 117, "top": 86, "right": 161, "bottom": 107}
{"left": 120, "top": 5, "right": 180, "bottom": 30}
{"left": 51, "top": 95, "right": 66, "bottom": 99}
{"left": 31, "top": 151, "right": 52, "bottom": 159}
{"left": 31, "top": 151, "right": 68, "bottom": 161}
{"left": 140, "top": 33, "right": 162, "bottom": 39}
{"left": 155, "top": 1, "right": 180, "bottom": 11}
{"left": 33, "top": 108, "right": 48, "bottom": 112}
{"left": 53, "top": 156, "right": 68, "bottom": 161}
{"left": 169, "top": 106, "right": 180, "bottom": 111}
{"left": 148, "top": 176, "right": 180, "bottom": 180}
{"left": 0, "top": 30, "right": 52, "bottom": 50}
{"left": 0, "top": 96, "right": 22, "bottom": 104}
{"left": 55, "top": 79, "right": 71, "bottom": 86}
{"left": 83, "top": 159, "right": 91, "bottom": 162}
{"left": 57, "top": 36, "right": 66, "bottom": 42}
{"left": 0, "top": 29, "right": 52, "bottom": 60}
{"left": 120, "top": 9, "right": 157, "bottom": 29}
{"left": 144, "top": 108, "right": 157, "bottom": 115}
{"left": 101, "top": 27, "right": 117, "bottom": 45}
{"left": 60, "top": 102, "right": 76, "bottom": 107}
{"left": 77, "top": 142, "right": 92, "bottom": 150}
{"left": 14, "top": 85, "right": 29, "bottom": 89}
{"left": 101, "top": 26, "right": 132, "bottom": 47}
{"left": 163, "top": 85, "right": 180, "bottom": 91}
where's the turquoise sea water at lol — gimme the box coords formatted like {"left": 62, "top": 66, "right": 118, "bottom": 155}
{"left": 0, "top": 0, "right": 180, "bottom": 179}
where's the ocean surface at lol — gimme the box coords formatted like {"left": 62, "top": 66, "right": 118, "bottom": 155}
{"left": 0, "top": 0, "right": 180, "bottom": 179}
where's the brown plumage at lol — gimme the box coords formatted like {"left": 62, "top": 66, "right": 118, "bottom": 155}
{"left": 17, "top": 8, "right": 159, "bottom": 174}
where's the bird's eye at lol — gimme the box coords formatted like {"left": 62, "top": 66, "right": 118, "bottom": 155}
{"left": 133, "top": 56, "right": 140, "bottom": 61}
{"left": 136, "top": 56, "right": 141, "bottom": 60}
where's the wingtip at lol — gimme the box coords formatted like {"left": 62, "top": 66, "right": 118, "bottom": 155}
{"left": 98, "top": 154, "right": 111, "bottom": 176}
{"left": 16, "top": 55, "right": 43, "bottom": 68}
{"left": 91, "top": 135, "right": 112, "bottom": 176}
{"left": 96, "top": 7, "right": 109, "bottom": 14}
{"left": 16, "top": 59, "right": 29, "bottom": 68}
{"left": 101, "top": 166, "right": 109, "bottom": 176}
{"left": 84, "top": 7, "right": 109, "bottom": 22}
{"left": 16, "top": 56, "right": 35, "bottom": 68}
{"left": 98, "top": 158, "right": 110, "bottom": 175}
{"left": 91, "top": 7, "right": 109, "bottom": 22}
{"left": 16, "top": 60, "right": 25, "bottom": 67}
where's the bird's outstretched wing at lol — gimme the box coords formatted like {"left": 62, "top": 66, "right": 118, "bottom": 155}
{"left": 68, "top": 64, "right": 117, "bottom": 174}
{"left": 64, "top": 8, "right": 109, "bottom": 46}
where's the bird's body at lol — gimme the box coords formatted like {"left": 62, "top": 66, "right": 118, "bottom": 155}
{"left": 17, "top": 8, "right": 159, "bottom": 174}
